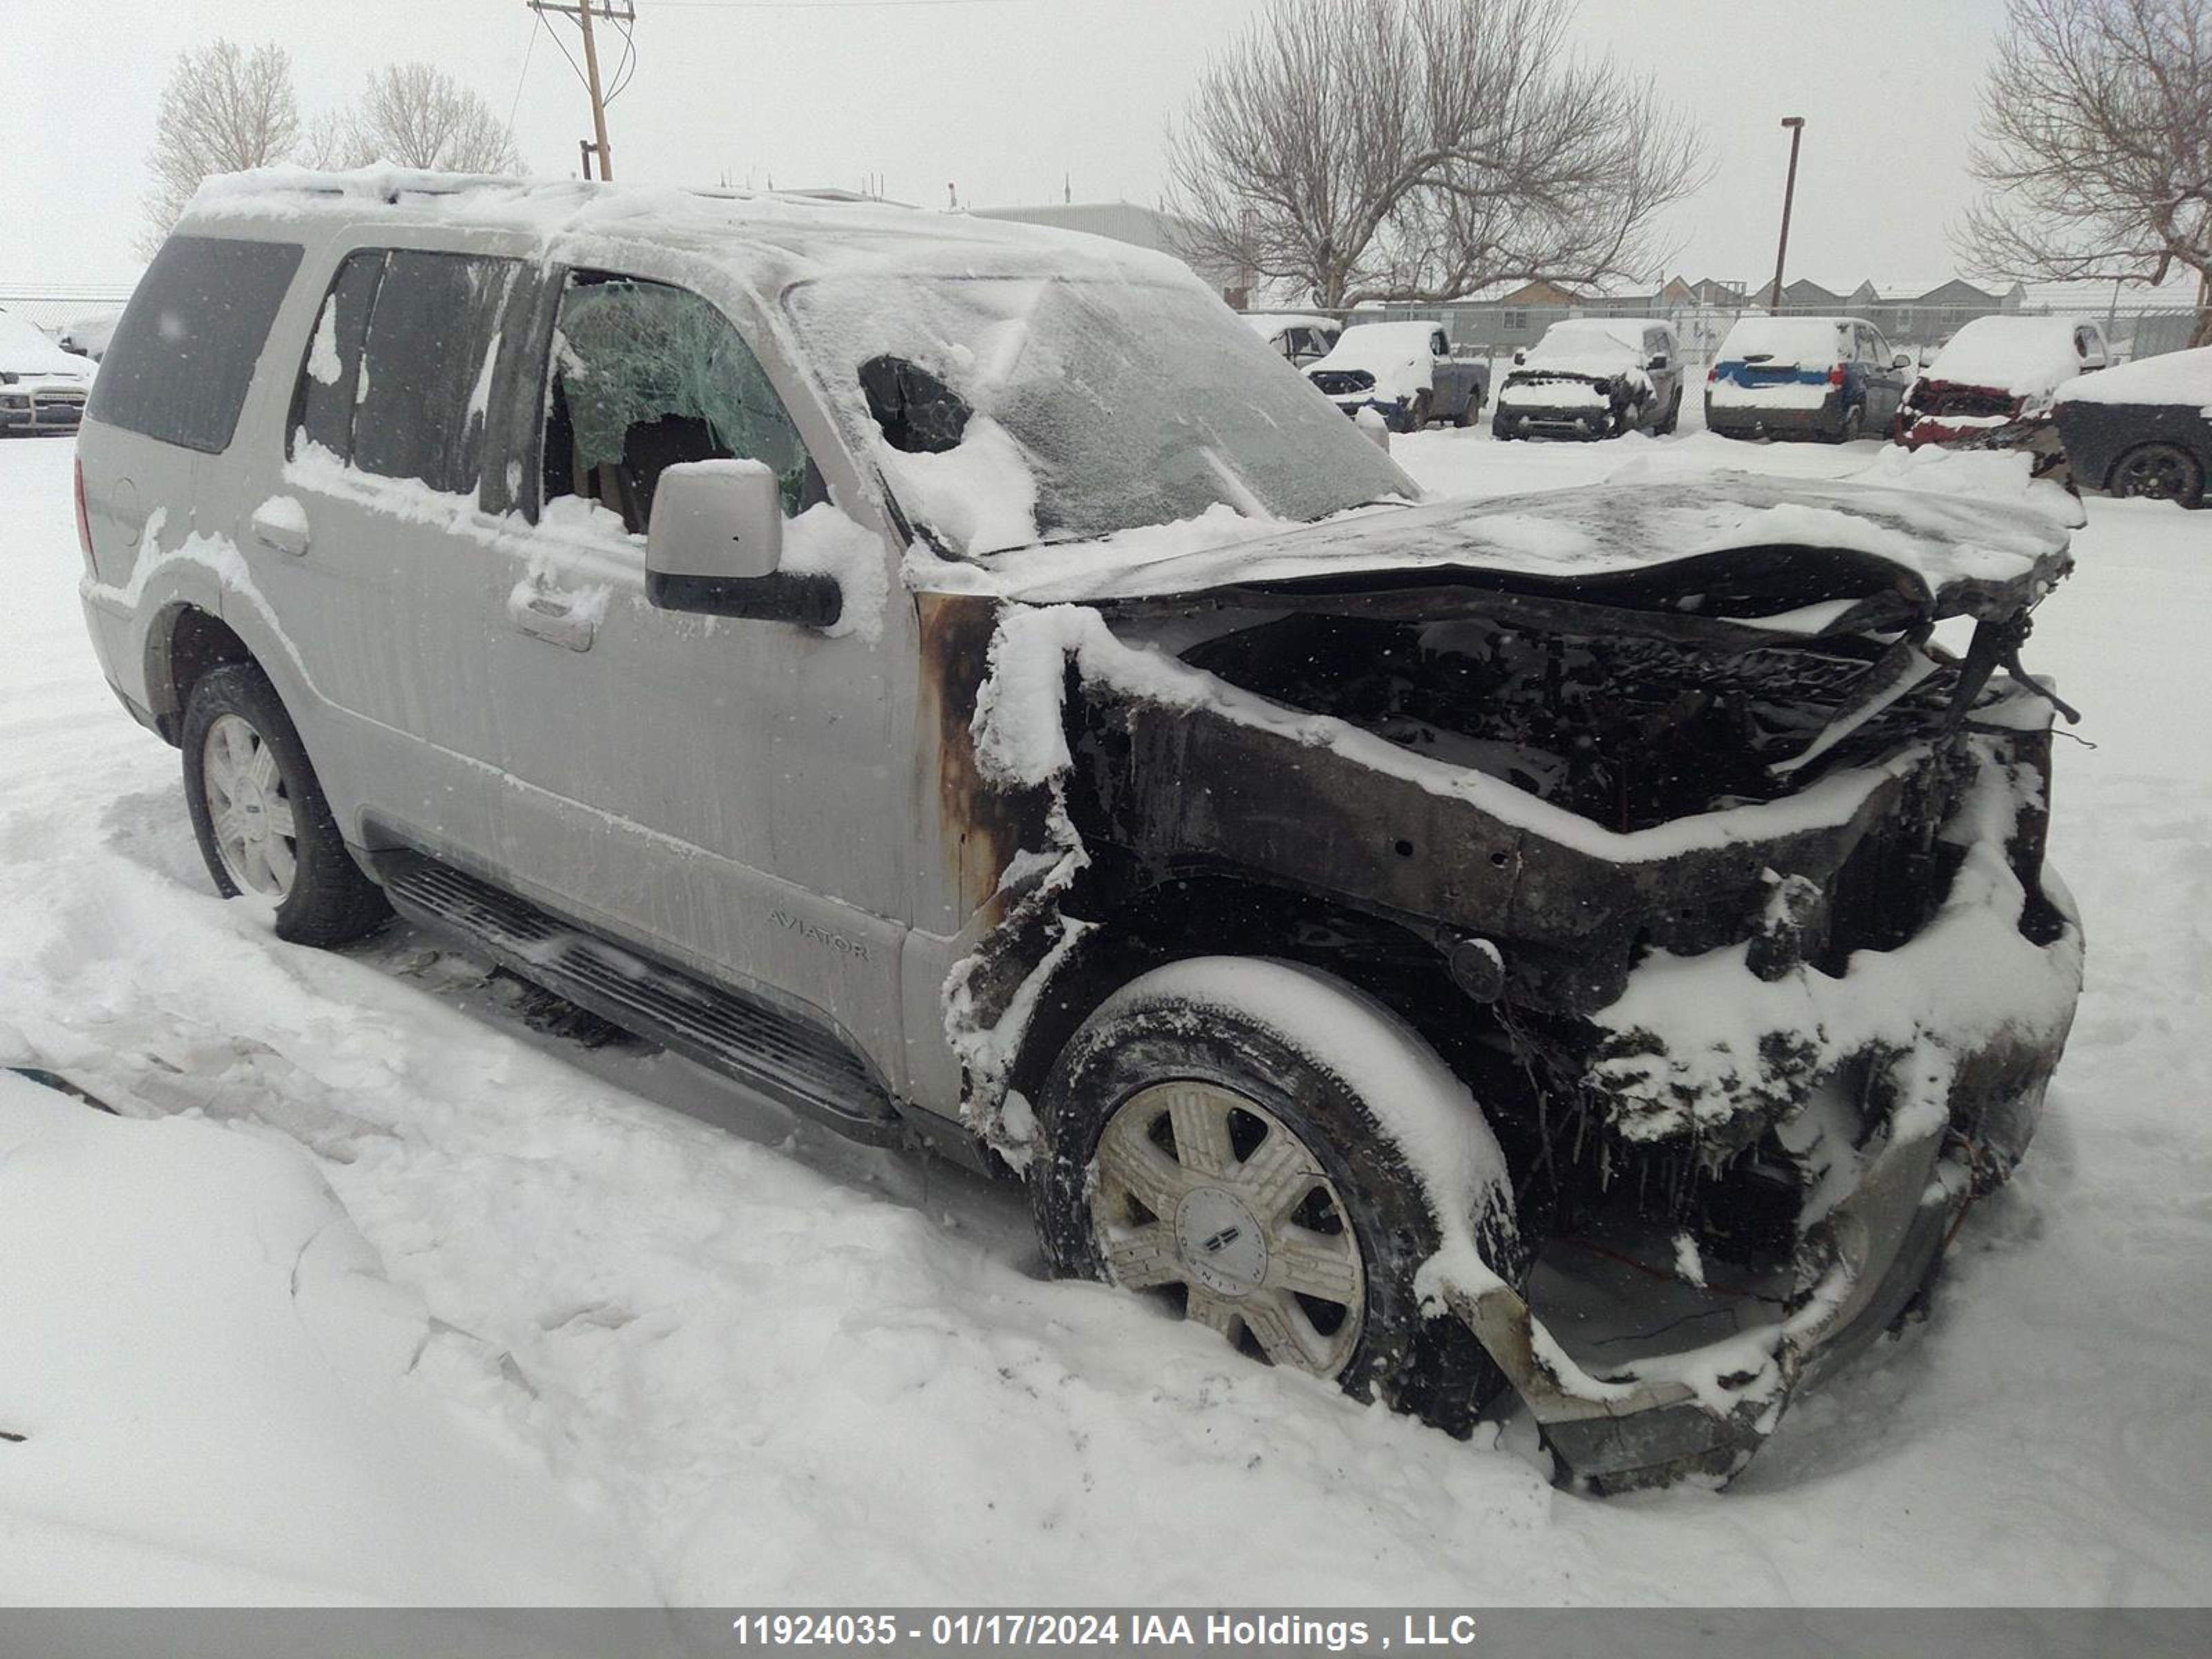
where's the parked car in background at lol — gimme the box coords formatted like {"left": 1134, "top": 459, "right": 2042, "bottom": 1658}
{"left": 0, "top": 308, "right": 95, "bottom": 436}
{"left": 59, "top": 310, "right": 122, "bottom": 362}
{"left": 1895, "top": 316, "right": 2109, "bottom": 467}
{"left": 1493, "top": 317, "right": 1681, "bottom": 441}
{"left": 1305, "top": 320, "right": 1488, "bottom": 432}
{"left": 1244, "top": 311, "right": 1341, "bottom": 368}
{"left": 1705, "top": 317, "right": 1909, "bottom": 443}
{"left": 2053, "top": 345, "right": 2212, "bottom": 507}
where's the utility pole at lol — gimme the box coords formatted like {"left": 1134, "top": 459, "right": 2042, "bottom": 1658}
{"left": 575, "top": 0, "right": 613, "bottom": 180}
{"left": 1767, "top": 116, "right": 1806, "bottom": 314}
{"left": 527, "top": 0, "right": 632, "bottom": 182}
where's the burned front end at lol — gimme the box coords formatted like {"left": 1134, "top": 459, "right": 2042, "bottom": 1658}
{"left": 949, "top": 478, "right": 2086, "bottom": 1492}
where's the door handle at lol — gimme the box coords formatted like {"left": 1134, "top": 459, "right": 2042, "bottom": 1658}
{"left": 250, "top": 500, "right": 310, "bottom": 557}
{"left": 506, "top": 586, "right": 597, "bottom": 652}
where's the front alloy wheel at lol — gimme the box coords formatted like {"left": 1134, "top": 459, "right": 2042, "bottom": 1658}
{"left": 1091, "top": 1079, "right": 1365, "bottom": 1376}
{"left": 1033, "top": 957, "right": 1524, "bottom": 1434}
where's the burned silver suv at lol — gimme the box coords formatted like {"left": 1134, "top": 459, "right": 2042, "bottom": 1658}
{"left": 77, "top": 171, "right": 2082, "bottom": 1492}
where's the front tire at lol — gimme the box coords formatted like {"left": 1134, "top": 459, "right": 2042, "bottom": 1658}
{"left": 1032, "top": 957, "right": 1521, "bottom": 1434}
{"left": 1655, "top": 389, "right": 1683, "bottom": 435}
{"left": 182, "top": 664, "right": 390, "bottom": 946}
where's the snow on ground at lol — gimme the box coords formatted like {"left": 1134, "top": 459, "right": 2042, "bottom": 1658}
{"left": 1, "top": 425, "right": 2207, "bottom": 1605}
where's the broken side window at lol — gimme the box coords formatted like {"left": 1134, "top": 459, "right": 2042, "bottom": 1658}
{"left": 542, "top": 274, "right": 825, "bottom": 534}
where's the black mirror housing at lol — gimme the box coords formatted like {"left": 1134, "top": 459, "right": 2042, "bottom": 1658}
{"left": 646, "top": 569, "right": 843, "bottom": 629}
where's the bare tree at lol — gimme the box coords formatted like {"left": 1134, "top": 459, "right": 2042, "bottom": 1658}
{"left": 141, "top": 41, "right": 302, "bottom": 254}
{"left": 1167, "top": 0, "right": 1705, "bottom": 308}
{"left": 325, "top": 62, "right": 523, "bottom": 175}
{"left": 1960, "top": 0, "right": 2212, "bottom": 346}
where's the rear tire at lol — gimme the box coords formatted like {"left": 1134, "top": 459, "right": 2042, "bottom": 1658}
{"left": 1032, "top": 958, "right": 1523, "bottom": 1435}
{"left": 1835, "top": 403, "right": 1866, "bottom": 444}
{"left": 2109, "top": 442, "right": 2205, "bottom": 507}
{"left": 1655, "top": 389, "right": 1683, "bottom": 435}
{"left": 182, "top": 664, "right": 391, "bottom": 946}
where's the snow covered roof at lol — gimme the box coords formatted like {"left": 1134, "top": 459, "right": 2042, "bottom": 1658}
{"left": 1924, "top": 315, "right": 2099, "bottom": 397}
{"left": 1243, "top": 312, "right": 1337, "bottom": 337}
{"left": 2055, "top": 345, "right": 2212, "bottom": 410}
{"left": 180, "top": 167, "right": 1191, "bottom": 296}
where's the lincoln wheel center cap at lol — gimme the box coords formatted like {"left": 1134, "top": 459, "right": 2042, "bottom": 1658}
{"left": 1173, "top": 1186, "right": 1268, "bottom": 1298}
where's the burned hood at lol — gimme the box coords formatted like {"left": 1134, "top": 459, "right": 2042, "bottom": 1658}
{"left": 933, "top": 472, "right": 2074, "bottom": 636}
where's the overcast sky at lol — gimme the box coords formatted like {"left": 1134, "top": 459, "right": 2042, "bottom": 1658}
{"left": 9, "top": 0, "right": 2015, "bottom": 292}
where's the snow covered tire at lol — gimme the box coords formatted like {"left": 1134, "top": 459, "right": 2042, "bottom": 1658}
{"left": 182, "top": 663, "right": 390, "bottom": 947}
{"left": 1031, "top": 957, "right": 1521, "bottom": 1436}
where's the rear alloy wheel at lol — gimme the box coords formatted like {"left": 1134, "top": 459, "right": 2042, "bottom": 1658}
{"left": 1033, "top": 958, "right": 1522, "bottom": 1433}
{"left": 1837, "top": 403, "right": 1866, "bottom": 444}
{"left": 2110, "top": 442, "right": 2205, "bottom": 507}
{"left": 182, "top": 664, "right": 391, "bottom": 946}
{"left": 200, "top": 713, "right": 299, "bottom": 902}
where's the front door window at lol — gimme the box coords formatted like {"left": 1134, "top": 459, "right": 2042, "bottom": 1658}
{"left": 541, "top": 274, "right": 825, "bottom": 533}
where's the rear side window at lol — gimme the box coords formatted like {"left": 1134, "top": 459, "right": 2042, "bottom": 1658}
{"left": 87, "top": 234, "right": 303, "bottom": 453}
{"left": 290, "top": 247, "right": 520, "bottom": 495}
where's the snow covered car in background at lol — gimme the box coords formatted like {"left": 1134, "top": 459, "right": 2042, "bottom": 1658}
{"left": 0, "top": 309, "right": 94, "bottom": 435}
{"left": 1895, "top": 315, "right": 2109, "bottom": 466}
{"left": 1244, "top": 311, "right": 1341, "bottom": 368}
{"left": 1705, "top": 316, "right": 1911, "bottom": 443}
{"left": 78, "top": 170, "right": 2083, "bottom": 1494}
{"left": 1493, "top": 317, "right": 1682, "bottom": 440}
{"left": 2052, "top": 345, "right": 2212, "bottom": 507}
{"left": 1304, "top": 320, "right": 1488, "bottom": 431}
{"left": 57, "top": 310, "right": 121, "bottom": 363}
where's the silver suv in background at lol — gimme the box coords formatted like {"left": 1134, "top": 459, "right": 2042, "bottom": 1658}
{"left": 0, "top": 308, "right": 93, "bottom": 436}
{"left": 77, "top": 171, "right": 2083, "bottom": 1493}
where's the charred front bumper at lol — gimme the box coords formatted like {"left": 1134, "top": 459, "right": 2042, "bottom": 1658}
{"left": 1443, "top": 733, "right": 2081, "bottom": 1491}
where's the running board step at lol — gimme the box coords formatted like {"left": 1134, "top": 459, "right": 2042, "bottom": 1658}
{"left": 376, "top": 851, "right": 905, "bottom": 1145}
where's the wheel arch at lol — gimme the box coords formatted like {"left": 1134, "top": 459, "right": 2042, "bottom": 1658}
{"left": 1006, "top": 867, "right": 1513, "bottom": 1124}
{"left": 144, "top": 602, "right": 256, "bottom": 744}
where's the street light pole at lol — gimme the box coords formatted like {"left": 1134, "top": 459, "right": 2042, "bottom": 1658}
{"left": 1768, "top": 116, "right": 1806, "bottom": 314}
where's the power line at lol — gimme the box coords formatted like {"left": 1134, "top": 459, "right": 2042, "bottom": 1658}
{"left": 504, "top": 11, "right": 541, "bottom": 142}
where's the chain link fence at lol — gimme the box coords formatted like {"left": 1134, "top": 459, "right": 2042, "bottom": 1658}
{"left": 0, "top": 286, "right": 137, "bottom": 338}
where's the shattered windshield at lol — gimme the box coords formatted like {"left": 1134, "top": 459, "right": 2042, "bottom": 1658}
{"left": 785, "top": 274, "right": 1413, "bottom": 555}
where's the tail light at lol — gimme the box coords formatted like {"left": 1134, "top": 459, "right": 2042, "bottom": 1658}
{"left": 1706, "top": 367, "right": 1718, "bottom": 383}
{"left": 1828, "top": 364, "right": 1846, "bottom": 387}
{"left": 73, "top": 456, "right": 94, "bottom": 570}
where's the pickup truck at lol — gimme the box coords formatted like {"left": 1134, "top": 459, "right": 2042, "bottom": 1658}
{"left": 1305, "top": 320, "right": 1488, "bottom": 432}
